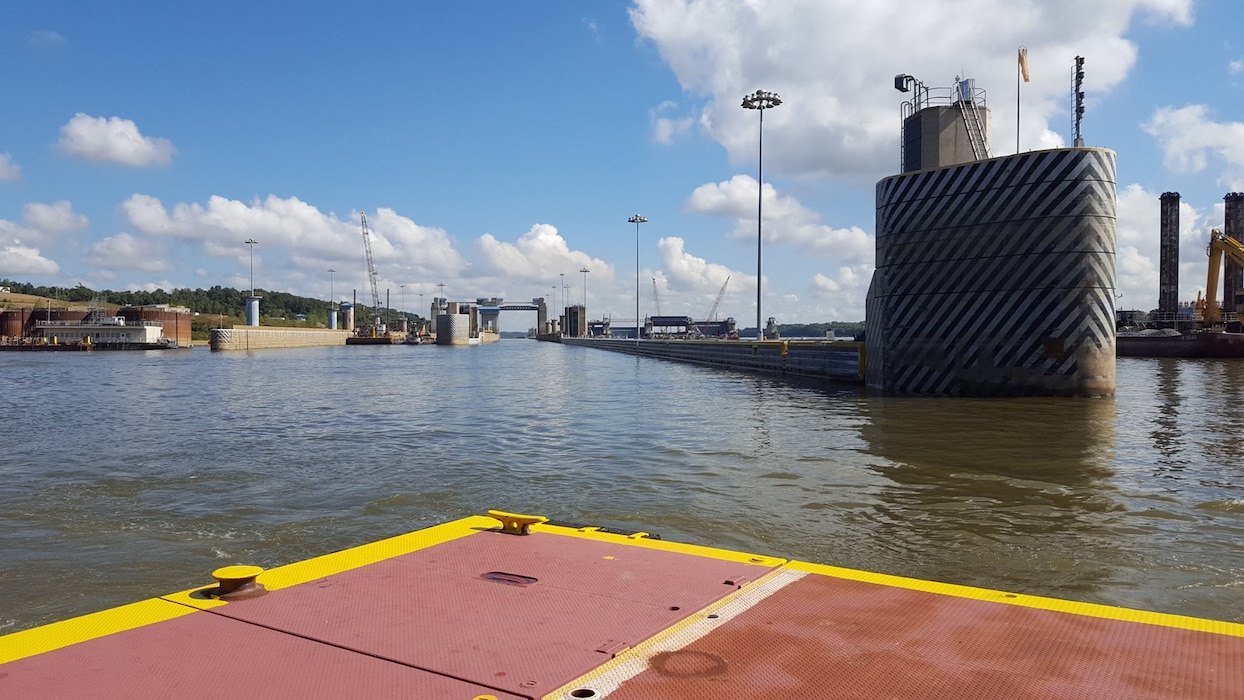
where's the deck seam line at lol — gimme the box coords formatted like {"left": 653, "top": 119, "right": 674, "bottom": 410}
{"left": 542, "top": 567, "right": 807, "bottom": 699}
{"left": 194, "top": 606, "right": 533, "bottom": 700}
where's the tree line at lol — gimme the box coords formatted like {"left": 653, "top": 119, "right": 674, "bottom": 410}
{"left": 2, "top": 278, "right": 860, "bottom": 336}
{"left": 0, "top": 278, "right": 420, "bottom": 329}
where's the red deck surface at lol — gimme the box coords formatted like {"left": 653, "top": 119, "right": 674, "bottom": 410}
{"left": 204, "top": 531, "right": 776, "bottom": 698}
{"left": 3, "top": 522, "right": 1241, "bottom": 699}
{"left": 0, "top": 608, "right": 527, "bottom": 700}
{"left": 599, "top": 573, "right": 1244, "bottom": 700}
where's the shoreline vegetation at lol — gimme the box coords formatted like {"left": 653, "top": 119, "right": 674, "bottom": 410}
{"left": 0, "top": 278, "right": 862, "bottom": 343}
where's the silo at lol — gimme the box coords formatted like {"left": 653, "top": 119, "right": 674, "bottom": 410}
{"left": 329, "top": 309, "right": 338, "bottom": 330}
{"left": 245, "top": 296, "right": 261, "bottom": 326}
{"left": 0, "top": 309, "right": 27, "bottom": 337}
{"left": 341, "top": 303, "right": 355, "bottom": 332}
{"left": 1158, "top": 192, "right": 1180, "bottom": 324}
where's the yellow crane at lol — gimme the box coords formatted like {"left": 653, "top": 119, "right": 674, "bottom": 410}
{"left": 1196, "top": 228, "right": 1244, "bottom": 328}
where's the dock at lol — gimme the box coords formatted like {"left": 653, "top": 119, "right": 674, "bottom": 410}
{"left": 2, "top": 511, "right": 1239, "bottom": 698}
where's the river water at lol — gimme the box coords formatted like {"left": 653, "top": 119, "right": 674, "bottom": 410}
{"left": 1, "top": 341, "right": 1241, "bottom": 633}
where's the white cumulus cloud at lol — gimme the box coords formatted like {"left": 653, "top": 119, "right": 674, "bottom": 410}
{"left": 650, "top": 100, "right": 696, "bottom": 144}
{"left": 630, "top": 0, "right": 1192, "bottom": 183}
{"left": 121, "top": 193, "right": 466, "bottom": 298}
{"left": 685, "top": 175, "right": 873, "bottom": 259}
{"left": 0, "top": 153, "right": 20, "bottom": 181}
{"left": 24, "top": 200, "right": 88, "bottom": 233}
{"left": 657, "top": 236, "right": 740, "bottom": 290}
{"left": 1142, "top": 105, "right": 1244, "bottom": 188}
{"left": 58, "top": 113, "right": 176, "bottom": 166}
{"left": 85, "top": 233, "right": 173, "bottom": 272}
{"left": 476, "top": 223, "right": 610, "bottom": 284}
{"left": 0, "top": 240, "right": 60, "bottom": 276}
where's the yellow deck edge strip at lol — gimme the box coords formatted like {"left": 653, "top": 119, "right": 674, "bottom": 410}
{"left": 788, "top": 560, "right": 1244, "bottom": 637}
{"left": 1, "top": 515, "right": 495, "bottom": 658}
{"left": 530, "top": 522, "right": 787, "bottom": 568}
{"left": 164, "top": 515, "right": 497, "bottom": 609}
{"left": 0, "top": 598, "right": 196, "bottom": 664}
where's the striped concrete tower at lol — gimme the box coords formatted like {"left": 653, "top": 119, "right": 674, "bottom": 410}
{"left": 865, "top": 147, "right": 1117, "bottom": 396}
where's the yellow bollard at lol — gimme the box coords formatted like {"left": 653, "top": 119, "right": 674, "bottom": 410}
{"left": 211, "top": 565, "right": 268, "bottom": 600}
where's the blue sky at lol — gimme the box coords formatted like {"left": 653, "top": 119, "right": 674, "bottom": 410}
{"left": 3, "top": 0, "right": 1243, "bottom": 329}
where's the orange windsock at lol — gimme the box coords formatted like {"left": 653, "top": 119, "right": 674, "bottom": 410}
{"left": 1019, "top": 47, "right": 1030, "bottom": 82}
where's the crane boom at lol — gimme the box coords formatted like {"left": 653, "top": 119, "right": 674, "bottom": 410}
{"left": 706, "top": 275, "right": 730, "bottom": 321}
{"left": 360, "top": 211, "right": 382, "bottom": 333}
{"left": 652, "top": 276, "right": 662, "bottom": 316}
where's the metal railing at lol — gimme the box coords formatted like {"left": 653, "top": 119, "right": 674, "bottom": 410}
{"left": 900, "top": 80, "right": 991, "bottom": 168}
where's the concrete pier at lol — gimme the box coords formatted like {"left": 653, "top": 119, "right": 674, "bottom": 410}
{"left": 209, "top": 326, "right": 350, "bottom": 351}
{"left": 866, "top": 147, "right": 1117, "bottom": 397}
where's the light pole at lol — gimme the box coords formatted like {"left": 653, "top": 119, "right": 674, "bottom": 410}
{"left": 559, "top": 273, "right": 566, "bottom": 335}
{"left": 580, "top": 267, "right": 590, "bottom": 336}
{"left": 328, "top": 268, "right": 336, "bottom": 329}
{"left": 628, "top": 214, "right": 647, "bottom": 341}
{"left": 742, "top": 89, "right": 781, "bottom": 340}
{"left": 245, "top": 238, "right": 259, "bottom": 296}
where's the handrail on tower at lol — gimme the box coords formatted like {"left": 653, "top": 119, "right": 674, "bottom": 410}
{"left": 895, "top": 73, "right": 991, "bottom": 169}
{"left": 954, "top": 76, "right": 991, "bottom": 160}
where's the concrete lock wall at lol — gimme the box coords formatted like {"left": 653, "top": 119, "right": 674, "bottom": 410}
{"left": 867, "top": 147, "right": 1117, "bottom": 397}
{"left": 559, "top": 337, "right": 863, "bottom": 382}
{"left": 210, "top": 327, "right": 351, "bottom": 351}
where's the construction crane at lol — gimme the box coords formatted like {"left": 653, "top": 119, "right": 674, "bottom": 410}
{"left": 692, "top": 275, "right": 730, "bottom": 339}
{"left": 652, "top": 276, "right": 662, "bottom": 316}
{"left": 705, "top": 275, "right": 730, "bottom": 322}
{"left": 360, "top": 211, "right": 382, "bottom": 335}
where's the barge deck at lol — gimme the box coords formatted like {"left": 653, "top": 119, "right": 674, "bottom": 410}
{"left": 2, "top": 511, "right": 1240, "bottom": 698}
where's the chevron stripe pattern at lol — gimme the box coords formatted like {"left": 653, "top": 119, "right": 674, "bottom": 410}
{"left": 865, "top": 148, "right": 1117, "bottom": 397}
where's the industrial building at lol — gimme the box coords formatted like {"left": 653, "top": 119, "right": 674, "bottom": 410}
{"left": 0, "top": 305, "right": 192, "bottom": 349}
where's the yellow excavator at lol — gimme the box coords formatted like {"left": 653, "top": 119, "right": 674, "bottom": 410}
{"left": 1195, "top": 227, "right": 1244, "bottom": 328}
